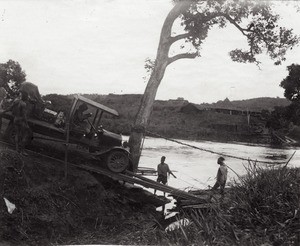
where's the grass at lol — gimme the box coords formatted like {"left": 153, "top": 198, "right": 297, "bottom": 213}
{"left": 162, "top": 162, "right": 300, "bottom": 246}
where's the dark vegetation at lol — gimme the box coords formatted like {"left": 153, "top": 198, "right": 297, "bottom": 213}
{"left": 266, "top": 63, "right": 300, "bottom": 140}
{"left": 168, "top": 163, "right": 300, "bottom": 246}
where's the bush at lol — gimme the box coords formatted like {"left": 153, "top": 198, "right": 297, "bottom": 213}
{"left": 165, "top": 163, "right": 300, "bottom": 245}
{"left": 228, "top": 163, "right": 300, "bottom": 245}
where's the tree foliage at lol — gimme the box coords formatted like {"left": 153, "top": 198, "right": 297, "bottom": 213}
{"left": 265, "top": 64, "right": 300, "bottom": 128}
{"left": 0, "top": 60, "right": 26, "bottom": 96}
{"left": 285, "top": 102, "right": 300, "bottom": 124}
{"left": 169, "top": 0, "right": 299, "bottom": 66}
{"left": 280, "top": 63, "right": 300, "bottom": 102}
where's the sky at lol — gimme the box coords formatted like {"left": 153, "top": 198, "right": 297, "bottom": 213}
{"left": 1, "top": 0, "right": 300, "bottom": 104}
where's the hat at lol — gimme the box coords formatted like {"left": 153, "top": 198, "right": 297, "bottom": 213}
{"left": 217, "top": 157, "right": 225, "bottom": 164}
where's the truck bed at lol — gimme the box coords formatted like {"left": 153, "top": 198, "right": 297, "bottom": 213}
{"left": 0, "top": 110, "right": 66, "bottom": 140}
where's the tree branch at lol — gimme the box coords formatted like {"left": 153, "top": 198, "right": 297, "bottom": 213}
{"left": 156, "top": 1, "right": 193, "bottom": 62}
{"left": 167, "top": 52, "right": 198, "bottom": 65}
{"left": 223, "top": 14, "right": 252, "bottom": 36}
{"left": 161, "top": 1, "right": 192, "bottom": 41}
{"left": 168, "top": 12, "right": 228, "bottom": 46}
{"left": 170, "top": 32, "right": 193, "bottom": 44}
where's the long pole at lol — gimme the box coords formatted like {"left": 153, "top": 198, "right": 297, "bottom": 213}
{"left": 64, "top": 122, "right": 70, "bottom": 178}
{"left": 283, "top": 150, "right": 296, "bottom": 169}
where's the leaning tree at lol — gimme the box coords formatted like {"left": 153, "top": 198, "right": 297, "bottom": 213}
{"left": 128, "top": 0, "right": 299, "bottom": 171}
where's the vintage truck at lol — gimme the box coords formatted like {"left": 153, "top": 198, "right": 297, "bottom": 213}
{"left": 0, "top": 93, "right": 131, "bottom": 173}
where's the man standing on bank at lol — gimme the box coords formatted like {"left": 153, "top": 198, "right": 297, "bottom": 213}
{"left": 155, "top": 156, "right": 176, "bottom": 195}
{"left": 211, "top": 156, "right": 228, "bottom": 195}
{"left": 157, "top": 156, "right": 176, "bottom": 183}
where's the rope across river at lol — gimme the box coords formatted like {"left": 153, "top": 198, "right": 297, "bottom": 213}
{"left": 145, "top": 130, "right": 291, "bottom": 165}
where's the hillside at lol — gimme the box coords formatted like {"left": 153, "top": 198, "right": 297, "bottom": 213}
{"left": 1, "top": 92, "right": 289, "bottom": 143}
{"left": 89, "top": 94, "right": 290, "bottom": 114}
{"left": 82, "top": 94, "right": 288, "bottom": 143}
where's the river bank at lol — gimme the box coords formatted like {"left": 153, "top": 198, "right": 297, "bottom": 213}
{"left": 1, "top": 141, "right": 299, "bottom": 245}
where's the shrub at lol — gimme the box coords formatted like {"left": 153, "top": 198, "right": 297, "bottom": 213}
{"left": 165, "top": 163, "right": 300, "bottom": 245}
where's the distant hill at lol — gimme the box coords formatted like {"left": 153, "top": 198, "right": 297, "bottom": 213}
{"left": 88, "top": 94, "right": 289, "bottom": 112}
{"left": 1, "top": 90, "right": 289, "bottom": 113}
{"left": 199, "top": 97, "right": 290, "bottom": 112}
{"left": 87, "top": 94, "right": 290, "bottom": 112}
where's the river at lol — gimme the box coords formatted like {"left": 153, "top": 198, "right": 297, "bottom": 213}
{"left": 131, "top": 137, "right": 300, "bottom": 191}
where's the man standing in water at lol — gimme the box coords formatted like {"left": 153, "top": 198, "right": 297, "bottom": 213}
{"left": 1, "top": 91, "right": 30, "bottom": 155}
{"left": 155, "top": 156, "right": 177, "bottom": 195}
{"left": 211, "top": 156, "right": 228, "bottom": 195}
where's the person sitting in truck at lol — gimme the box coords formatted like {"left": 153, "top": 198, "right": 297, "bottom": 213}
{"left": 73, "top": 103, "right": 92, "bottom": 135}
{"left": 54, "top": 111, "right": 65, "bottom": 128}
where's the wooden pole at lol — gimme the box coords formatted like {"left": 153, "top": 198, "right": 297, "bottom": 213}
{"left": 283, "top": 150, "right": 296, "bottom": 169}
{"left": 64, "top": 122, "right": 70, "bottom": 178}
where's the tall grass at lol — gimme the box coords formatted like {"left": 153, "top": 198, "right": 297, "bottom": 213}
{"left": 164, "top": 164, "right": 300, "bottom": 245}
{"left": 228, "top": 162, "right": 300, "bottom": 245}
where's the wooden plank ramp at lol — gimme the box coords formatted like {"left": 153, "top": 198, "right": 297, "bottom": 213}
{"left": 69, "top": 162, "right": 205, "bottom": 202}
{"left": 125, "top": 171, "right": 206, "bottom": 202}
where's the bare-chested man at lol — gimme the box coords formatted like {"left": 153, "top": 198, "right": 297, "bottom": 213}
{"left": 154, "top": 156, "right": 177, "bottom": 195}
{"left": 1, "top": 91, "right": 30, "bottom": 155}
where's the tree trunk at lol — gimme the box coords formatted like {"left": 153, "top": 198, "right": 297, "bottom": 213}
{"left": 128, "top": 69, "right": 166, "bottom": 172}
{"left": 128, "top": 1, "right": 192, "bottom": 172}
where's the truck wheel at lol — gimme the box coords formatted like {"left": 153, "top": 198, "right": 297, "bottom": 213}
{"left": 106, "top": 150, "right": 129, "bottom": 173}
